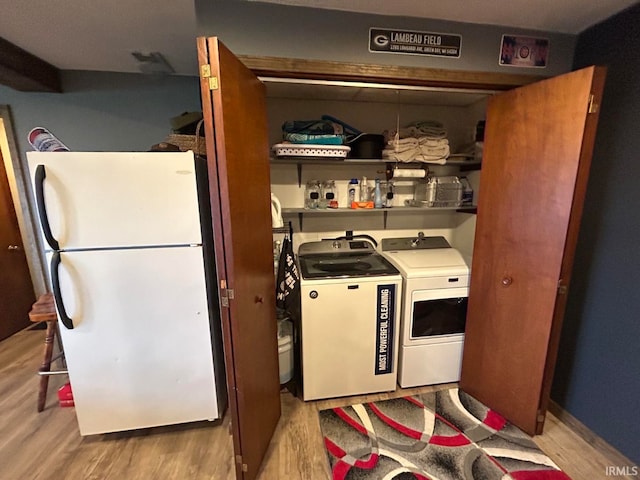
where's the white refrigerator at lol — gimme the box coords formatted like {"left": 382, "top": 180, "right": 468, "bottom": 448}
{"left": 27, "top": 151, "right": 227, "bottom": 436}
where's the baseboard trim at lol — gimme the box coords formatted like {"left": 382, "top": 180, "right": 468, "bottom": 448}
{"left": 549, "top": 400, "right": 636, "bottom": 467}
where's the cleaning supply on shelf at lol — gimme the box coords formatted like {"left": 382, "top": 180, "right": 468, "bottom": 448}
{"left": 374, "top": 179, "right": 383, "bottom": 209}
{"left": 348, "top": 178, "right": 358, "bottom": 208}
{"left": 459, "top": 176, "right": 474, "bottom": 205}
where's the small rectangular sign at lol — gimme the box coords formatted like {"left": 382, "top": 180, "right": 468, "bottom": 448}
{"left": 375, "top": 284, "right": 396, "bottom": 375}
{"left": 499, "top": 35, "right": 549, "bottom": 68}
{"left": 369, "top": 27, "right": 462, "bottom": 58}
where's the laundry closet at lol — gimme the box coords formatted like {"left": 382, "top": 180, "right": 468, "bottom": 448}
{"left": 266, "top": 79, "right": 487, "bottom": 404}
{"left": 197, "top": 36, "right": 605, "bottom": 480}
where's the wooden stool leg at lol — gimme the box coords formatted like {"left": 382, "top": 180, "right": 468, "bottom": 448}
{"left": 37, "top": 321, "right": 56, "bottom": 412}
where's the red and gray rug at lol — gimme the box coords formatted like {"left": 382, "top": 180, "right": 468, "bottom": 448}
{"left": 318, "top": 387, "right": 570, "bottom": 479}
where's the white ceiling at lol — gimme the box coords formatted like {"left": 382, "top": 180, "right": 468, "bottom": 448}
{"left": 0, "top": 0, "right": 637, "bottom": 77}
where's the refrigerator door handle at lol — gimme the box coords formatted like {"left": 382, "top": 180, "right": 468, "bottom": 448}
{"left": 51, "top": 251, "right": 74, "bottom": 329}
{"left": 35, "top": 164, "right": 60, "bottom": 251}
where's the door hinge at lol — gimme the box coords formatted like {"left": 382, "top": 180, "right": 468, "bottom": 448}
{"left": 235, "top": 455, "right": 248, "bottom": 472}
{"left": 588, "top": 94, "right": 598, "bottom": 114}
{"left": 221, "top": 289, "right": 229, "bottom": 307}
{"left": 220, "top": 278, "right": 234, "bottom": 307}
{"left": 220, "top": 279, "right": 229, "bottom": 307}
{"left": 200, "top": 64, "right": 219, "bottom": 90}
{"left": 537, "top": 410, "right": 546, "bottom": 423}
{"left": 558, "top": 285, "right": 568, "bottom": 295}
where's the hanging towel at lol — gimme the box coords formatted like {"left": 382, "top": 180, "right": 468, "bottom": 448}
{"left": 276, "top": 236, "right": 300, "bottom": 319}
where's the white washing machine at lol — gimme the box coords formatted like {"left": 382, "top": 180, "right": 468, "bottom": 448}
{"left": 381, "top": 234, "right": 470, "bottom": 388}
{"left": 298, "top": 239, "right": 402, "bottom": 401}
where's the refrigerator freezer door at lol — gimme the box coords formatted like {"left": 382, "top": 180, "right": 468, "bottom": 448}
{"left": 49, "top": 246, "right": 219, "bottom": 435}
{"left": 27, "top": 151, "right": 203, "bottom": 250}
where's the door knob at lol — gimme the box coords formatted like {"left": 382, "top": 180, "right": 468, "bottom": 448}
{"left": 501, "top": 276, "right": 513, "bottom": 286}
{"left": 7, "top": 245, "right": 21, "bottom": 251}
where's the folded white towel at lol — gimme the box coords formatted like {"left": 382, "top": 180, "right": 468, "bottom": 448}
{"left": 418, "top": 137, "right": 449, "bottom": 147}
{"left": 382, "top": 120, "right": 449, "bottom": 164}
{"left": 384, "top": 121, "right": 448, "bottom": 142}
{"left": 382, "top": 142, "right": 449, "bottom": 164}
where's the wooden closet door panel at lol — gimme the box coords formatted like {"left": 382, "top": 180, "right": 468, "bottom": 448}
{"left": 460, "top": 66, "right": 606, "bottom": 436}
{"left": 0, "top": 149, "right": 35, "bottom": 341}
{"left": 198, "top": 37, "right": 281, "bottom": 480}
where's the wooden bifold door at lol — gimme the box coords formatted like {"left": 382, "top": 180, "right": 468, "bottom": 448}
{"left": 460, "top": 66, "right": 606, "bottom": 436}
{"left": 197, "top": 37, "right": 282, "bottom": 480}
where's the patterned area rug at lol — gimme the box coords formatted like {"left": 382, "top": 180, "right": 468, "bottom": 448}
{"left": 319, "top": 387, "right": 570, "bottom": 479}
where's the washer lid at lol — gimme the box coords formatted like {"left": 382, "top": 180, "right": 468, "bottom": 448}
{"left": 383, "top": 248, "right": 469, "bottom": 278}
{"left": 298, "top": 252, "right": 399, "bottom": 279}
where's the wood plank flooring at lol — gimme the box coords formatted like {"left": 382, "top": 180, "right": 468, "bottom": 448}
{"left": 1, "top": 329, "right": 634, "bottom": 480}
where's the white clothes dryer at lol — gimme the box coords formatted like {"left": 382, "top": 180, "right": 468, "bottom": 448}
{"left": 381, "top": 234, "right": 470, "bottom": 388}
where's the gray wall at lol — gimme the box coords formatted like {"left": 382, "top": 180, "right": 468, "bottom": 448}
{"left": 196, "top": 1, "right": 576, "bottom": 77}
{"left": 551, "top": 3, "right": 640, "bottom": 464}
{"left": 1, "top": 71, "right": 201, "bottom": 155}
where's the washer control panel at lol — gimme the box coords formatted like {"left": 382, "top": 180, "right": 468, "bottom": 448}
{"left": 299, "top": 239, "right": 375, "bottom": 256}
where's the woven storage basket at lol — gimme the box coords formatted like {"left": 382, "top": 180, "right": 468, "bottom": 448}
{"left": 165, "top": 119, "right": 207, "bottom": 156}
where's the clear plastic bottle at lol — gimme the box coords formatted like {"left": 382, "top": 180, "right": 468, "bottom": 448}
{"left": 360, "top": 176, "right": 369, "bottom": 202}
{"left": 374, "top": 178, "right": 383, "bottom": 208}
{"left": 348, "top": 178, "right": 358, "bottom": 208}
{"left": 384, "top": 181, "right": 394, "bottom": 208}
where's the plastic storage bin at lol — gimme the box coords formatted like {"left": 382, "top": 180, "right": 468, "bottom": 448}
{"left": 278, "top": 318, "right": 294, "bottom": 384}
{"left": 414, "top": 176, "right": 463, "bottom": 207}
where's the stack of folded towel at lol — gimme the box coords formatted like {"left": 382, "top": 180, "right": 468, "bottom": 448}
{"left": 382, "top": 121, "right": 450, "bottom": 164}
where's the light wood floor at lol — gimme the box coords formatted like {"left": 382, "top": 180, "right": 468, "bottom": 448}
{"left": 1, "top": 328, "right": 634, "bottom": 480}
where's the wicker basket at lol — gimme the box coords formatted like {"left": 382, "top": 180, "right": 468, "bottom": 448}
{"left": 165, "top": 119, "right": 207, "bottom": 156}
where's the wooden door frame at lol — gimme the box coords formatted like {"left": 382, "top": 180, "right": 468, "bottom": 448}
{"left": 0, "top": 105, "right": 47, "bottom": 296}
{"left": 236, "top": 57, "right": 603, "bottom": 436}
{"left": 238, "top": 54, "right": 544, "bottom": 91}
